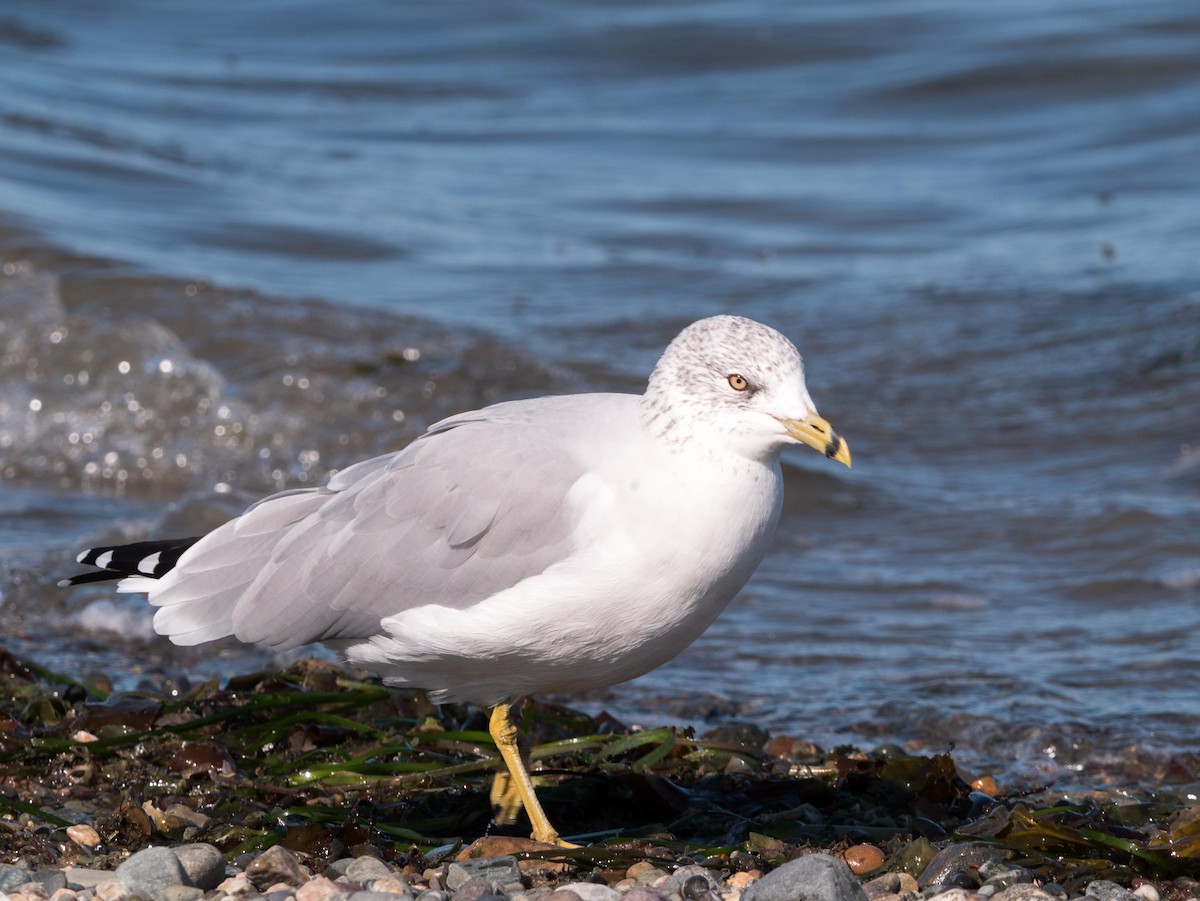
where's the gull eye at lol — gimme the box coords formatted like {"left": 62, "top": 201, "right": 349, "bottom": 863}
{"left": 727, "top": 373, "right": 749, "bottom": 392}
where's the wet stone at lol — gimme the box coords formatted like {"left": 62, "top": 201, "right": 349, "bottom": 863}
{"left": 661, "top": 867, "right": 723, "bottom": 900}
{"left": 247, "top": 844, "right": 309, "bottom": 888}
{"left": 864, "top": 873, "right": 919, "bottom": 900}
{"left": 348, "top": 893, "right": 417, "bottom": 901}
{"left": 917, "top": 844, "right": 1003, "bottom": 889}
{"left": 741, "top": 855, "right": 869, "bottom": 901}
{"left": 345, "top": 858, "right": 395, "bottom": 884}
{"left": 453, "top": 876, "right": 505, "bottom": 901}
{"left": 115, "top": 846, "right": 193, "bottom": 901}
{"left": 297, "top": 876, "right": 346, "bottom": 901}
{"left": 619, "top": 889, "right": 669, "bottom": 901}
{"left": 990, "top": 886, "right": 1058, "bottom": 901}
{"left": 446, "top": 858, "right": 523, "bottom": 892}
{"left": 161, "top": 887, "right": 205, "bottom": 901}
{"left": 1086, "top": 882, "right": 1141, "bottom": 901}
{"left": 1, "top": 867, "right": 36, "bottom": 893}
{"left": 978, "top": 862, "right": 1034, "bottom": 890}
{"left": 560, "top": 884, "right": 621, "bottom": 901}
{"left": 172, "top": 843, "right": 227, "bottom": 892}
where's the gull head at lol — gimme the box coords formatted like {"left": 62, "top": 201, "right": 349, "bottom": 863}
{"left": 642, "top": 315, "right": 851, "bottom": 466}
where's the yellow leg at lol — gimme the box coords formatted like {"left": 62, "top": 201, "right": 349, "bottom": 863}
{"left": 488, "top": 703, "right": 577, "bottom": 847}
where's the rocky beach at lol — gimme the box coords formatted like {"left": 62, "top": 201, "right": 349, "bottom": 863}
{"left": 4, "top": 649, "right": 1200, "bottom": 901}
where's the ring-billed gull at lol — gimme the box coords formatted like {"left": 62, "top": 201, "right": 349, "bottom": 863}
{"left": 66, "top": 314, "right": 850, "bottom": 845}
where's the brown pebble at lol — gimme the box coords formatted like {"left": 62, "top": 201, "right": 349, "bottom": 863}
{"left": 95, "top": 882, "right": 133, "bottom": 901}
{"left": 626, "top": 862, "right": 660, "bottom": 880}
{"left": 457, "top": 835, "right": 574, "bottom": 877}
{"left": 371, "top": 877, "right": 412, "bottom": 894}
{"left": 246, "top": 845, "right": 309, "bottom": 888}
{"left": 51, "top": 891, "right": 81, "bottom": 901}
{"left": 296, "top": 876, "right": 344, "bottom": 901}
{"left": 838, "top": 843, "right": 885, "bottom": 874}
{"left": 863, "top": 872, "right": 919, "bottom": 900}
{"left": 66, "top": 824, "right": 102, "bottom": 849}
{"left": 971, "top": 775, "right": 1000, "bottom": 796}
{"left": 727, "top": 872, "right": 762, "bottom": 891}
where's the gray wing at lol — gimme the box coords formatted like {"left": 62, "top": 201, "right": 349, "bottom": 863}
{"left": 150, "top": 407, "right": 585, "bottom": 649}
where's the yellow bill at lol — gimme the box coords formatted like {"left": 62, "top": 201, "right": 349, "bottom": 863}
{"left": 778, "top": 412, "right": 852, "bottom": 468}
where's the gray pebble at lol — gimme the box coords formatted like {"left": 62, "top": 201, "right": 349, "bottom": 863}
{"left": 115, "top": 846, "right": 193, "bottom": 901}
{"left": 446, "top": 858, "right": 522, "bottom": 891}
{"left": 263, "top": 892, "right": 295, "bottom": 901}
{"left": 741, "top": 855, "right": 869, "bottom": 901}
{"left": 923, "top": 890, "right": 973, "bottom": 901}
{"left": 417, "top": 891, "right": 451, "bottom": 901}
{"left": 34, "top": 869, "right": 69, "bottom": 893}
{"left": 172, "top": 843, "right": 227, "bottom": 892}
{"left": 1086, "top": 882, "right": 1140, "bottom": 901}
{"left": 559, "top": 884, "right": 621, "bottom": 901}
{"left": 0, "top": 865, "right": 34, "bottom": 893}
{"left": 162, "top": 887, "right": 206, "bottom": 901}
{"left": 660, "top": 867, "right": 722, "bottom": 901}
{"left": 454, "top": 875, "right": 508, "bottom": 901}
{"left": 621, "top": 889, "right": 670, "bottom": 901}
{"left": 990, "top": 886, "right": 1057, "bottom": 901}
{"left": 546, "top": 891, "right": 585, "bottom": 901}
{"left": 918, "top": 845, "right": 1004, "bottom": 889}
{"left": 345, "top": 857, "right": 395, "bottom": 884}
{"left": 978, "top": 862, "right": 1035, "bottom": 891}
{"left": 348, "top": 893, "right": 417, "bottom": 901}
{"left": 65, "top": 868, "right": 113, "bottom": 890}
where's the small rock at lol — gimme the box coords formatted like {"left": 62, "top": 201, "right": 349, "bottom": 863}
{"left": 370, "top": 877, "right": 413, "bottom": 895}
{"left": 64, "top": 868, "right": 112, "bottom": 890}
{"left": 95, "top": 881, "right": 134, "bottom": 901}
{"left": 66, "top": 824, "right": 103, "bottom": 850}
{"left": 216, "top": 873, "right": 260, "bottom": 899}
{"left": 837, "top": 845, "right": 884, "bottom": 875}
{"left": 162, "top": 888, "right": 206, "bottom": 901}
{"left": 172, "top": 844, "right": 227, "bottom": 892}
{"left": 971, "top": 776, "right": 1000, "bottom": 796}
{"left": 34, "top": 871, "right": 68, "bottom": 894}
{"left": 1133, "top": 887, "right": 1160, "bottom": 901}
{"left": 345, "top": 858, "right": 395, "bottom": 884}
{"left": 727, "top": 873, "right": 762, "bottom": 893}
{"left": 446, "top": 858, "right": 522, "bottom": 891}
{"left": 1087, "top": 883, "right": 1140, "bottom": 901}
{"left": 547, "top": 891, "right": 585, "bottom": 901}
{"left": 991, "top": 886, "right": 1057, "bottom": 901}
{"left": 917, "top": 844, "right": 1004, "bottom": 889}
{"left": 453, "top": 876, "right": 503, "bottom": 901}
{"left": 637, "top": 870, "right": 670, "bottom": 888}
{"left": 1, "top": 867, "right": 36, "bottom": 893}
{"left": 415, "top": 891, "right": 450, "bottom": 901}
{"left": 923, "top": 890, "right": 973, "bottom": 901}
{"left": 50, "top": 889, "right": 80, "bottom": 901}
{"left": 561, "top": 885, "right": 621, "bottom": 901}
{"left": 348, "top": 893, "right": 416, "bottom": 901}
{"left": 620, "top": 889, "right": 669, "bottom": 901}
{"left": 12, "top": 885, "right": 50, "bottom": 901}
{"left": 863, "top": 873, "right": 918, "bottom": 900}
{"left": 115, "top": 846, "right": 193, "bottom": 901}
{"left": 297, "top": 876, "right": 346, "bottom": 901}
{"left": 660, "top": 866, "right": 722, "bottom": 900}
{"left": 741, "top": 855, "right": 868, "bottom": 901}
{"left": 247, "top": 845, "right": 310, "bottom": 889}
{"left": 978, "top": 862, "right": 1034, "bottom": 890}
{"left": 627, "top": 864, "right": 660, "bottom": 881}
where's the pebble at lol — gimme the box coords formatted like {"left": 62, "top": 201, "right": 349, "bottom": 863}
{"left": 7, "top": 842, "right": 1166, "bottom": 901}
{"left": 115, "top": 846, "right": 193, "bottom": 901}
{"left": 742, "top": 854, "right": 868, "bottom": 901}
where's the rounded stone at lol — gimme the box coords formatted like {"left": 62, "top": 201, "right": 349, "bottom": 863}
{"left": 172, "top": 844, "right": 226, "bottom": 892}
{"left": 115, "top": 847, "right": 192, "bottom": 901}
{"left": 741, "top": 854, "right": 869, "bottom": 901}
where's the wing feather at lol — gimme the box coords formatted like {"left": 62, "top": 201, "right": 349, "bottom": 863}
{"left": 149, "top": 403, "right": 589, "bottom": 650}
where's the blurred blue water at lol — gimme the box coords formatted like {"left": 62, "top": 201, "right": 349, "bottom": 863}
{"left": 0, "top": 0, "right": 1198, "bottom": 783}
